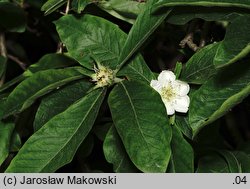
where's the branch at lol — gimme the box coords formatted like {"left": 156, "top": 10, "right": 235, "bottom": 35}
{"left": 7, "top": 54, "right": 27, "bottom": 70}
{"left": 65, "top": 0, "right": 71, "bottom": 15}
{"left": 199, "top": 22, "right": 211, "bottom": 48}
{"left": 180, "top": 20, "right": 212, "bottom": 51}
{"left": 58, "top": 0, "right": 71, "bottom": 52}
{"left": 0, "top": 32, "right": 7, "bottom": 57}
{"left": 0, "top": 32, "right": 7, "bottom": 86}
{"left": 179, "top": 19, "right": 200, "bottom": 52}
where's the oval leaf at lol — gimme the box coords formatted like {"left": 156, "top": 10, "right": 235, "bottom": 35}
{"left": 3, "top": 67, "right": 86, "bottom": 118}
{"left": 103, "top": 125, "right": 138, "bottom": 173}
{"left": 167, "top": 125, "right": 194, "bottom": 173}
{"left": 154, "top": 0, "right": 250, "bottom": 9}
{"left": 117, "top": 0, "right": 171, "bottom": 69}
{"left": 117, "top": 54, "right": 155, "bottom": 84}
{"left": 34, "top": 80, "right": 93, "bottom": 131}
{"left": 196, "top": 153, "right": 229, "bottom": 173}
{"left": 175, "top": 115, "right": 192, "bottom": 138}
{"left": 41, "top": 0, "right": 67, "bottom": 16}
{"left": 234, "top": 151, "right": 250, "bottom": 172}
{"left": 0, "top": 122, "right": 15, "bottom": 165}
{"left": 55, "top": 14, "right": 154, "bottom": 82}
{"left": 0, "top": 53, "right": 78, "bottom": 94}
{"left": 27, "top": 53, "right": 77, "bottom": 74}
{"left": 5, "top": 88, "right": 106, "bottom": 172}
{"left": 55, "top": 14, "right": 126, "bottom": 70}
{"left": 189, "top": 61, "right": 250, "bottom": 136}
{"left": 167, "top": 7, "right": 248, "bottom": 25}
{"left": 108, "top": 80, "right": 172, "bottom": 172}
{"left": 214, "top": 15, "right": 250, "bottom": 68}
{"left": 98, "top": 0, "right": 144, "bottom": 24}
{"left": 72, "top": 0, "right": 92, "bottom": 13}
{"left": 181, "top": 43, "right": 219, "bottom": 84}
{"left": 215, "top": 150, "right": 242, "bottom": 173}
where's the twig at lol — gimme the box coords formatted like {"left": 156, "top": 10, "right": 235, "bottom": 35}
{"left": 57, "top": 42, "right": 64, "bottom": 53}
{"left": 180, "top": 20, "right": 212, "bottom": 51}
{"left": 186, "top": 40, "right": 200, "bottom": 52}
{"left": 0, "top": 32, "right": 7, "bottom": 86}
{"left": 0, "top": 32, "right": 6, "bottom": 57}
{"left": 179, "top": 19, "right": 200, "bottom": 52}
{"left": 58, "top": 0, "right": 71, "bottom": 52}
{"left": 199, "top": 22, "right": 211, "bottom": 48}
{"left": 65, "top": 0, "right": 71, "bottom": 15}
{"left": 7, "top": 54, "right": 27, "bottom": 70}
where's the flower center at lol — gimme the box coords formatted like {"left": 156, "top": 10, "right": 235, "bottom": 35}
{"left": 92, "top": 66, "right": 115, "bottom": 87}
{"left": 161, "top": 85, "right": 176, "bottom": 102}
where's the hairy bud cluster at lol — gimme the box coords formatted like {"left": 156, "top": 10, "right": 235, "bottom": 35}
{"left": 91, "top": 65, "right": 116, "bottom": 87}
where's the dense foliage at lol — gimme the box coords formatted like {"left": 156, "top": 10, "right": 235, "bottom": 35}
{"left": 0, "top": 0, "right": 250, "bottom": 173}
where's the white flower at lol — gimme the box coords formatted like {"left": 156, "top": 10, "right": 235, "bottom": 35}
{"left": 150, "top": 70, "right": 190, "bottom": 115}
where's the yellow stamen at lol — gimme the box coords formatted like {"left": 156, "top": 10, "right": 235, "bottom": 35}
{"left": 161, "top": 85, "right": 176, "bottom": 101}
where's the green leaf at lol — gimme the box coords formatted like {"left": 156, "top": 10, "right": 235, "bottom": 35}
{"left": 196, "top": 153, "right": 229, "bottom": 173}
{"left": 198, "top": 150, "right": 250, "bottom": 173}
{"left": 189, "top": 61, "right": 250, "bottom": 136}
{"left": 216, "top": 150, "right": 242, "bottom": 173}
{"left": 117, "top": 0, "right": 171, "bottom": 69}
{"left": 0, "top": 56, "right": 7, "bottom": 79}
{"left": 9, "top": 131, "right": 22, "bottom": 152}
{"left": 0, "top": 121, "right": 15, "bottom": 165}
{"left": 34, "top": 80, "right": 93, "bottom": 131}
{"left": 3, "top": 67, "right": 86, "bottom": 118}
{"left": 5, "top": 88, "right": 106, "bottom": 172}
{"left": 55, "top": 14, "right": 126, "bottom": 70}
{"left": 103, "top": 125, "right": 138, "bottom": 173}
{"left": 105, "top": 0, "right": 144, "bottom": 16}
{"left": 55, "top": 14, "right": 154, "bottom": 80}
{"left": 154, "top": 0, "right": 250, "bottom": 9}
{"left": 174, "top": 62, "right": 182, "bottom": 79}
{"left": 99, "top": 0, "right": 145, "bottom": 24}
{"left": 41, "top": 0, "right": 67, "bottom": 16}
{"left": 168, "top": 125, "right": 194, "bottom": 173}
{"left": 0, "top": 96, "right": 7, "bottom": 119}
{"left": 181, "top": 43, "right": 219, "bottom": 84}
{"left": 0, "top": 74, "right": 25, "bottom": 94}
{"left": 166, "top": 7, "right": 248, "bottom": 25}
{"left": 181, "top": 15, "right": 250, "bottom": 83}
{"left": 72, "top": 0, "right": 91, "bottom": 13}
{"left": 234, "top": 151, "right": 250, "bottom": 172}
{"left": 175, "top": 115, "right": 192, "bottom": 138}
{"left": 108, "top": 80, "right": 172, "bottom": 172}
{"left": 27, "top": 53, "right": 77, "bottom": 74}
{"left": 0, "top": 2, "right": 26, "bottom": 32}
{"left": 117, "top": 54, "right": 155, "bottom": 84}
{"left": 0, "top": 53, "right": 78, "bottom": 94}
{"left": 214, "top": 15, "right": 250, "bottom": 68}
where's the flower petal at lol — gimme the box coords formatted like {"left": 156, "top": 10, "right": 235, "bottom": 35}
{"left": 173, "top": 95, "right": 190, "bottom": 113}
{"left": 162, "top": 99, "right": 175, "bottom": 115}
{"left": 158, "top": 70, "right": 176, "bottom": 85}
{"left": 150, "top": 80, "right": 162, "bottom": 93}
{"left": 173, "top": 80, "right": 190, "bottom": 96}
